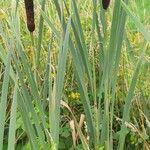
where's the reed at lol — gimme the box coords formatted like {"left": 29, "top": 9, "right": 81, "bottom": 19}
{"left": 0, "top": 0, "right": 150, "bottom": 149}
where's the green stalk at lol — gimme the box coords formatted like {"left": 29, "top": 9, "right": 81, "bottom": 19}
{"left": 8, "top": 81, "right": 18, "bottom": 150}
{"left": 36, "top": 0, "right": 46, "bottom": 68}
{"left": 109, "top": 0, "right": 129, "bottom": 149}
{"left": 30, "top": 32, "right": 36, "bottom": 81}
{"left": 91, "top": 0, "right": 100, "bottom": 148}
{"left": 49, "top": 17, "right": 71, "bottom": 148}
{"left": 0, "top": 50, "right": 11, "bottom": 150}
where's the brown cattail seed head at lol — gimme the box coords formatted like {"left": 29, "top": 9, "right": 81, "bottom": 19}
{"left": 102, "top": 0, "right": 110, "bottom": 10}
{"left": 24, "top": 0, "right": 35, "bottom": 32}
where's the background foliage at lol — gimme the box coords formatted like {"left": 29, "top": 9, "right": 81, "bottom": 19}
{"left": 0, "top": 0, "right": 150, "bottom": 149}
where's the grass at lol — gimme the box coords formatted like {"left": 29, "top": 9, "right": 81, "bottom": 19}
{"left": 0, "top": 0, "right": 150, "bottom": 150}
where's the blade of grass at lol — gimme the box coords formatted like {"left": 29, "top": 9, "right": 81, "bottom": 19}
{"left": 91, "top": 0, "right": 101, "bottom": 147}
{"left": 1, "top": 11, "right": 47, "bottom": 148}
{"left": 109, "top": 0, "right": 129, "bottom": 149}
{"left": 17, "top": 93, "right": 40, "bottom": 150}
{"left": 117, "top": 1, "right": 150, "bottom": 148}
{"left": 71, "top": 0, "right": 93, "bottom": 90}
{"left": 121, "top": 0, "right": 150, "bottom": 42}
{"left": 118, "top": 45, "right": 148, "bottom": 150}
{"left": 49, "top": 16, "right": 71, "bottom": 148}
{"left": 7, "top": 81, "right": 18, "bottom": 150}
{"left": 36, "top": 0, "right": 46, "bottom": 68}
{"left": 0, "top": 44, "right": 15, "bottom": 81}
{"left": 40, "top": 9, "right": 60, "bottom": 38}
{"left": 42, "top": 34, "right": 53, "bottom": 109}
{"left": 67, "top": 2, "right": 96, "bottom": 146}
{"left": 118, "top": 58, "right": 142, "bottom": 150}
{"left": 12, "top": 53, "right": 47, "bottom": 148}
{"left": 10, "top": 23, "right": 48, "bottom": 145}
{"left": 99, "top": 0, "right": 123, "bottom": 148}
{"left": 0, "top": 48, "right": 11, "bottom": 150}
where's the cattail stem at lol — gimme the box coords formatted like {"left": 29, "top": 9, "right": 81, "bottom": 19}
{"left": 24, "top": 0, "right": 35, "bottom": 32}
{"left": 30, "top": 33, "right": 37, "bottom": 81}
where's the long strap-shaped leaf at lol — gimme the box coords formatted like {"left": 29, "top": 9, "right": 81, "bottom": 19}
{"left": 0, "top": 49, "right": 11, "bottom": 150}
{"left": 49, "top": 16, "right": 71, "bottom": 148}
{"left": 118, "top": 1, "right": 150, "bottom": 149}
{"left": 7, "top": 82, "right": 18, "bottom": 150}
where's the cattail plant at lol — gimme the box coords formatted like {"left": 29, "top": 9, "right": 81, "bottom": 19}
{"left": 0, "top": 0, "right": 149, "bottom": 150}
{"left": 24, "top": 0, "right": 35, "bottom": 32}
{"left": 102, "top": 0, "right": 110, "bottom": 10}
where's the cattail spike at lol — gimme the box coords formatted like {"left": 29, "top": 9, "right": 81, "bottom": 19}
{"left": 24, "top": 0, "right": 35, "bottom": 32}
{"left": 102, "top": 0, "right": 110, "bottom": 10}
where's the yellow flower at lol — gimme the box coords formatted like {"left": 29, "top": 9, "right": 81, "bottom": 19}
{"left": 69, "top": 92, "right": 80, "bottom": 100}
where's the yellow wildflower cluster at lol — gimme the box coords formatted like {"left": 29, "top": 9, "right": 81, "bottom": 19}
{"left": 69, "top": 92, "right": 80, "bottom": 100}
